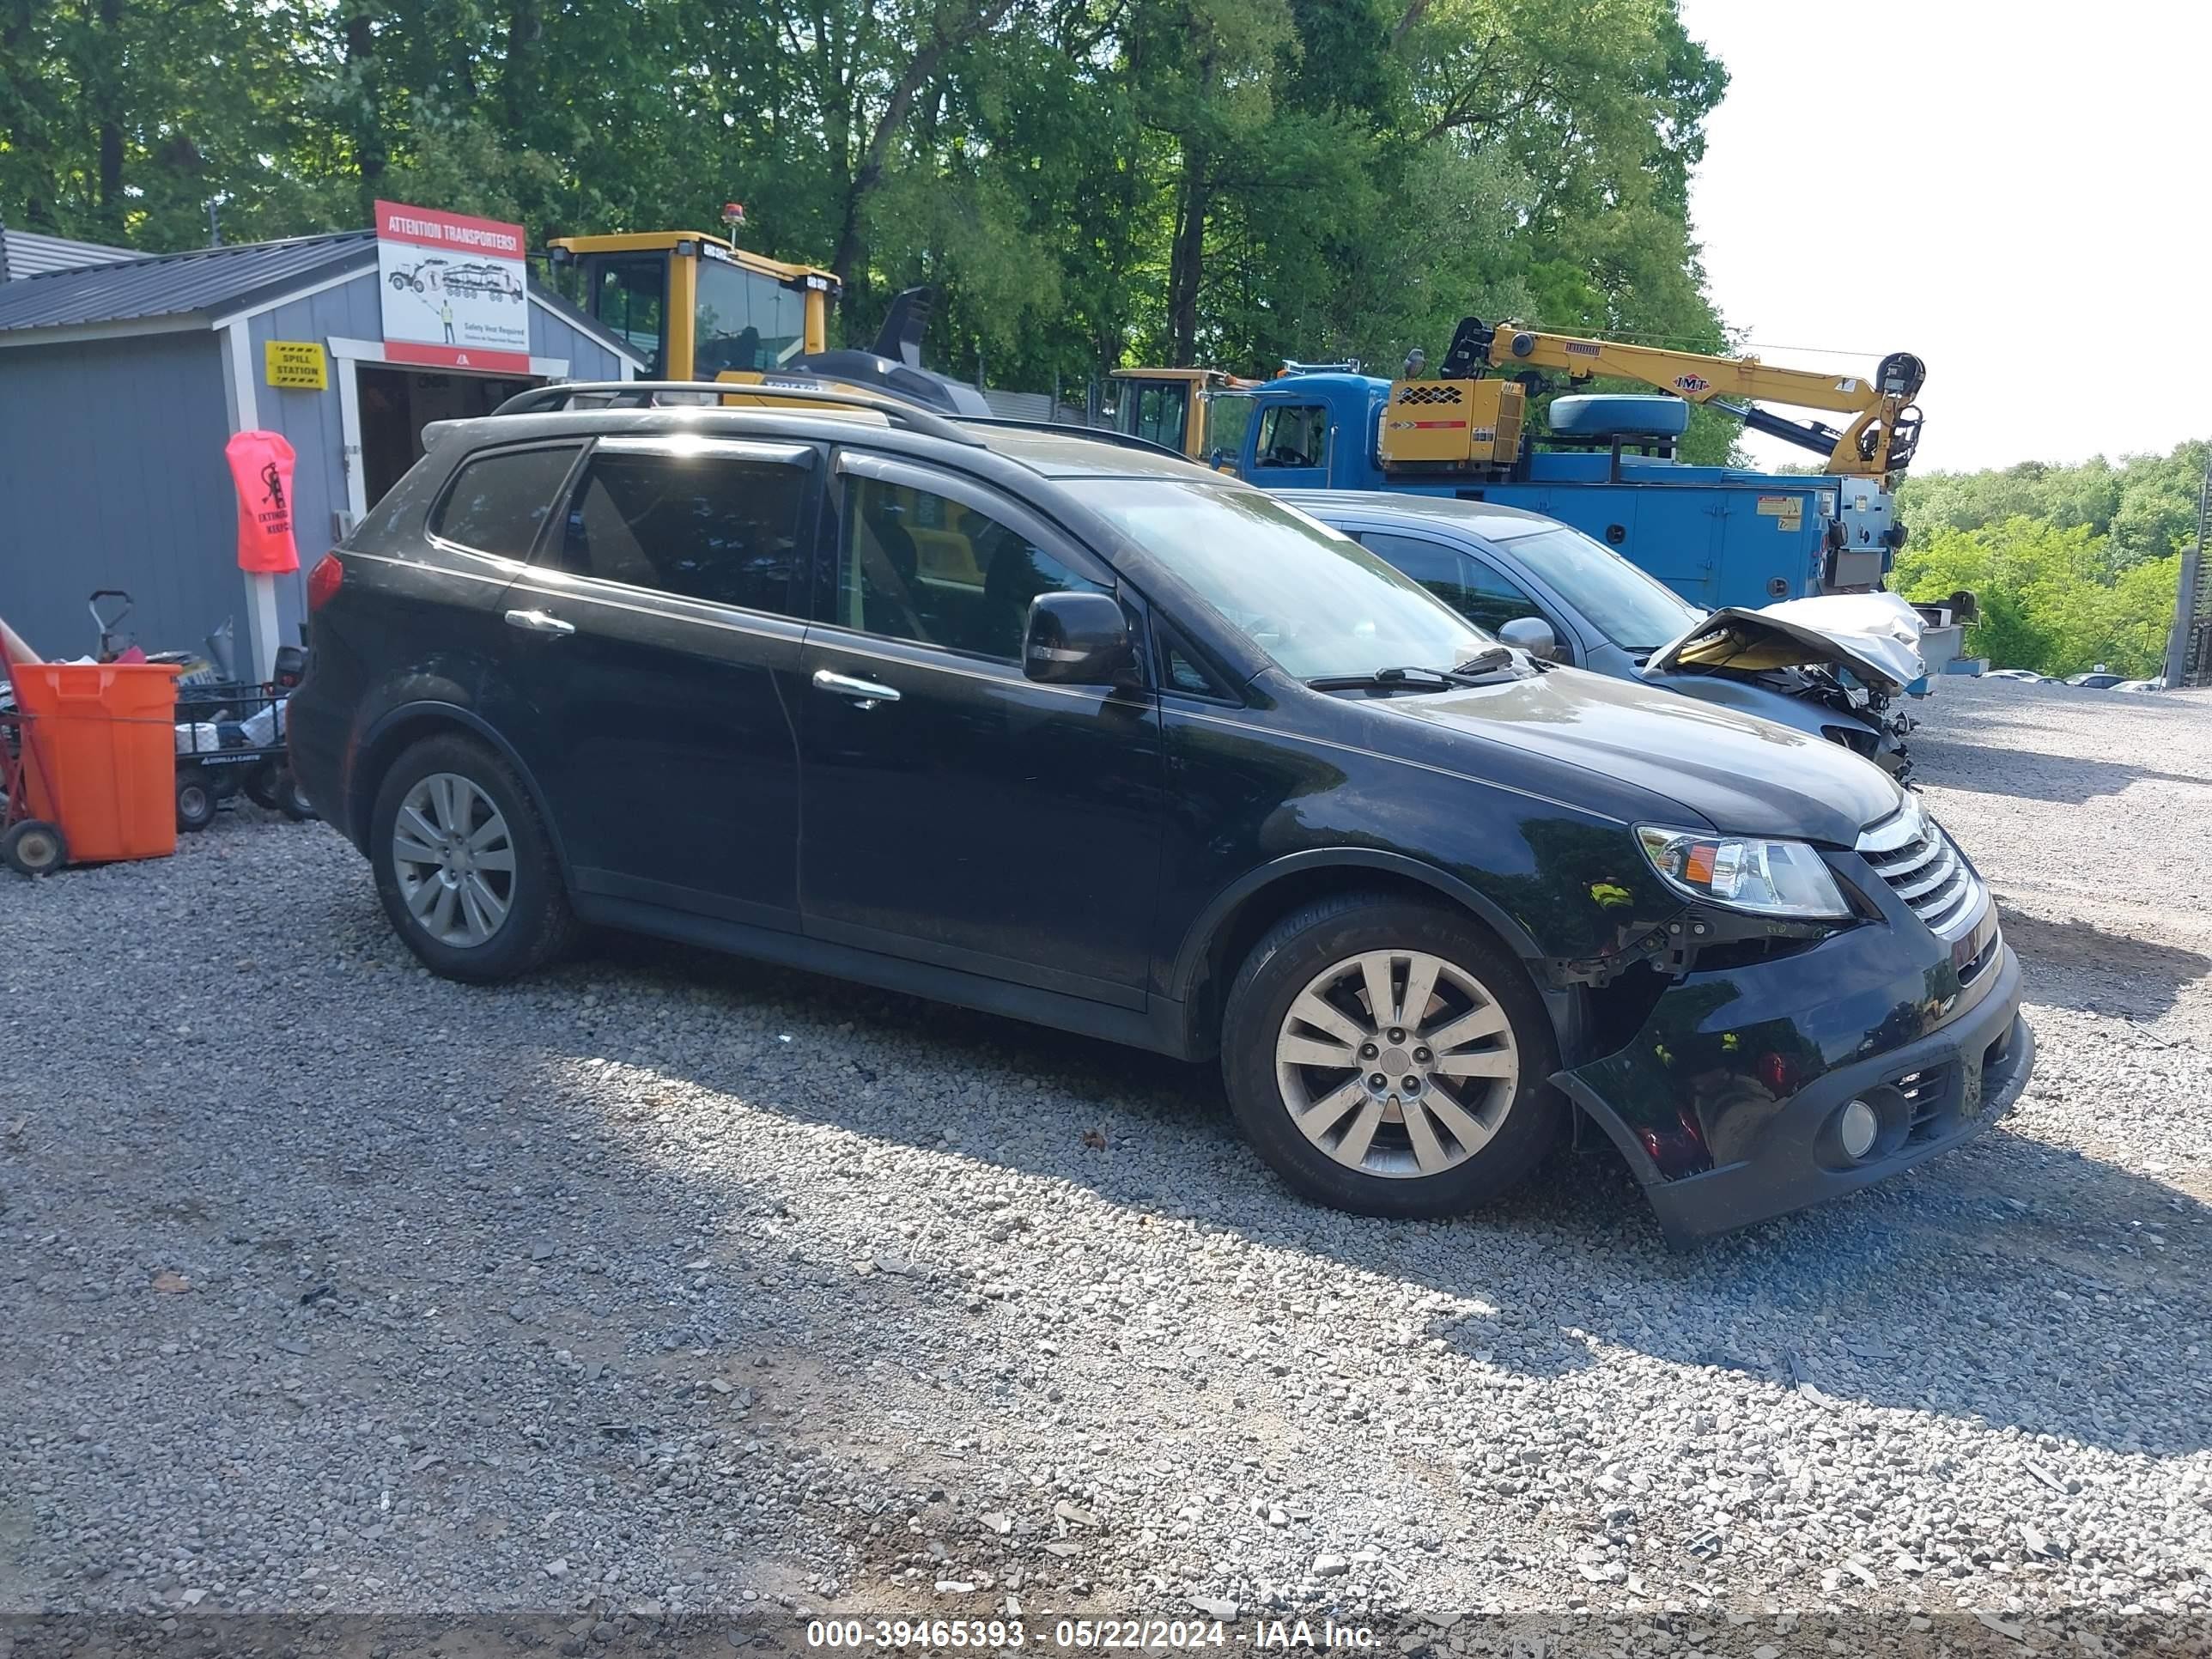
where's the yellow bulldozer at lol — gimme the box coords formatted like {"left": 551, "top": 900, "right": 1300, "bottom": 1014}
{"left": 544, "top": 224, "right": 988, "bottom": 414}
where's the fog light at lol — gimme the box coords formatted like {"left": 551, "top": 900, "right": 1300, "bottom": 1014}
{"left": 1838, "top": 1097, "right": 1881, "bottom": 1160}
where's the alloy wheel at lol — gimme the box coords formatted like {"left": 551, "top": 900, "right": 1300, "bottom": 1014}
{"left": 1273, "top": 947, "right": 1520, "bottom": 1178}
{"left": 391, "top": 772, "right": 516, "bottom": 948}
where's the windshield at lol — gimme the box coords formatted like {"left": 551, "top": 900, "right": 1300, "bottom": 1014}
{"left": 695, "top": 258, "right": 808, "bottom": 376}
{"left": 1065, "top": 479, "right": 1488, "bottom": 681}
{"left": 1502, "top": 526, "right": 1702, "bottom": 651}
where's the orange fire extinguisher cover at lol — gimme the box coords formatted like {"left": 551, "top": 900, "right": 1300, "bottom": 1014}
{"left": 225, "top": 429, "right": 301, "bottom": 574}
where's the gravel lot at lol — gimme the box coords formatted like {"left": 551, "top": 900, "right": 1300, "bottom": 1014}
{"left": 3, "top": 676, "right": 2210, "bottom": 1653}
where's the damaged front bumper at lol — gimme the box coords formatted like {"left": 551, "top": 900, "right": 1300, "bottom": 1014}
{"left": 1552, "top": 900, "right": 2034, "bottom": 1243}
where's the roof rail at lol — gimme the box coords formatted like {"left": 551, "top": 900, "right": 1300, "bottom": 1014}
{"left": 492, "top": 380, "right": 986, "bottom": 447}
{"left": 951, "top": 416, "right": 1189, "bottom": 461}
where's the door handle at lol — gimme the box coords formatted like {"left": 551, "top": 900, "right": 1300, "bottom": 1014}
{"left": 505, "top": 608, "right": 576, "bottom": 637}
{"left": 811, "top": 667, "right": 900, "bottom": 708}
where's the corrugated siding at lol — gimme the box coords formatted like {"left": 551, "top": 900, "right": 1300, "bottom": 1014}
{"left": 0, "top": 332, "right": 241, "bottom": 662}
{"left": 0, "top": 228, "right": 132, "bottom": 280}
{"left": 983, "top": 389, "right": 1053, "bottom": 422}
{"left": 528, "top": 300, "right": 629, "bottom": 379}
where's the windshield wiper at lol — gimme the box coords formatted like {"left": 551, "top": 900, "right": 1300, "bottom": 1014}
{"left": 1305, "top": 665, "right": 1458, "bottom": 693}
{"left": 1449, "top": 647, "right": 1515, "bottom": 678}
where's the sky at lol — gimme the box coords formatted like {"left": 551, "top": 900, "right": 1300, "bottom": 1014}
{"left": 1674, "top": 0, "right": 2210, "bottom": 475}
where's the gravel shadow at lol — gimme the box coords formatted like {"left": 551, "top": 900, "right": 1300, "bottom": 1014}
{"left": 586, "top": 934, "right": 2212, "bottom": 1460}
{"left": 1913, "top": 689, "right": 2212, "bottom": 805}
{"left": 1913, "top": 739, "right": 2205, "bottom": 806}
{"left": 2001, "top": 904, "right": 2211, "bottom": 1018}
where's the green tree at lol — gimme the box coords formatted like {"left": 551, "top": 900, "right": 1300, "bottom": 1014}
{"left": 1890, "top": 517, "right": 2183, "bottom": 679}
{"left": 1900, "top": 439, "right": 2209, "bottom": 571}
{"left": 1, "top": 0, "right": 1740, "bottom": 422}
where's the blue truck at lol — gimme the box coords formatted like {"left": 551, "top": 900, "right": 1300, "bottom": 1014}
{"left": 1209, "top": 368, "right": 1911, "bottom": 614}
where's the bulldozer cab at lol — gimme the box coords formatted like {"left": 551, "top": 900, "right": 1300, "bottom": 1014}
{"left": 1109, "top": 368, "right": 1255, "bottom": 461}
{"left": 545, "top": 232, "right": 836, "bottom": 381}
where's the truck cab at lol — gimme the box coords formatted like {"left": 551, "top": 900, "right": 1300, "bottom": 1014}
{"left": 1224, "top": 371, "right": 1916, "bottom": 616}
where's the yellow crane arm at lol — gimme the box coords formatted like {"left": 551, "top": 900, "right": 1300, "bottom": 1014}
{"left": 1463, "top": 321, "right": 1925, "bottom": 477}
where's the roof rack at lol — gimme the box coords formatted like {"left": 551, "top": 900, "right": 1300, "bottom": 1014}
{"left": 492, "top": 380, "right": 986, "bottom": 447}
{"left": 951, "top": 416, "right": 1188, "bottom": 461}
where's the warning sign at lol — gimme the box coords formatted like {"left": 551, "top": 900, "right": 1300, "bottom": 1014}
{"left": 374, "top": 198, "right": 530, "bottom": 373}
{"left": 1755, "top": 494, "right": 1804, "bottom": 532}
{"left": 264, "top": 340, "right": 327, "bottom": 390}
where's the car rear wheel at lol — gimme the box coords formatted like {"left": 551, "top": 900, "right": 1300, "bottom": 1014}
{"left": 369, "top": 733, "right": 574, "bottom": 983}
{"left": 1221, "top": 892, "right": 1563, "bottom": 1218}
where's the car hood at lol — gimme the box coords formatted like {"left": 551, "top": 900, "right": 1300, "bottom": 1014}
{"left": 1376, "top": 665, "right": 1904, "bottom": 846}
{"left": 1644, "top": 591, "right": 1928, "bottom": 693}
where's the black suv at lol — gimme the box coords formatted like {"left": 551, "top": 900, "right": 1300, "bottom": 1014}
{"left": 289, "top": 384, "right": 2034, "bottom": 1241}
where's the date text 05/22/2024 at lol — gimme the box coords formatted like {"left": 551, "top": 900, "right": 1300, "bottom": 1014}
{"left": 805, "top": 1616, "right": 1380, "bottom": 1650}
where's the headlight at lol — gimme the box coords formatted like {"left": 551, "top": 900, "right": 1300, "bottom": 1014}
{"left": 1635, "top": 824, "right": 1850, "bottom": 920}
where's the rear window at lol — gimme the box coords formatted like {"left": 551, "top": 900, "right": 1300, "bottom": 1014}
{"left": 431, "top": 446, "right": 580, "bottom": 558}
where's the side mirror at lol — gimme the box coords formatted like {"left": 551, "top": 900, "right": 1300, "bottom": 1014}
{"left": 1024, "top": 592, "right": 1136, "bottom": 687}
{"left": 1498, "top": 616, "right": 1561, "bottom": 662}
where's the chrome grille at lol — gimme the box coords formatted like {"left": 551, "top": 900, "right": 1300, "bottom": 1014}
{"left": 1856, "top": 801, "right": 1986, "bottom": 939}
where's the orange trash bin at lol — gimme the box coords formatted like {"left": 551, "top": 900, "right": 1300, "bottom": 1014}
{"left": 11, "top": 661, "right": 184, "bottom": 864}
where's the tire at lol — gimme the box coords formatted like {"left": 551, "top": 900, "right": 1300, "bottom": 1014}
{"left": 1, "top": 818, "right": 67, "bottom": 875}
{"left": 276, "top": 766, "right": 319, "bottom": 822}
{"left": 243, "top": 763, "right": 282, "bottom": 811}
{"left": 1219, "top": 891, "right": 1563, "bottom": 1218}
{"left": 368, "top": 732, "right": 574, "bottom": 983}
{"left": 175, "top": 766, "right": 218, "bottom": 832}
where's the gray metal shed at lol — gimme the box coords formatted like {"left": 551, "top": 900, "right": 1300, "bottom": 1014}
{"left": 0, "top": 229, "right": 641, "bottom": 674}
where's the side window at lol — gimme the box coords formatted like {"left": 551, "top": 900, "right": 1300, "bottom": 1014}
{"left": 555, "top": 451, "right": 809, "bottom": 617}
{"left": 837, "top": 475, "right": 1104, "bottom": 663}
{"left": 1155, "top": 618, "right": 1236, "bottom": 700}
{"left": 1134, "top": 384, "right": 1188, "bottom": 452}
{"left": 431, "top": 446, "right": 580, "bottom": 558}
{"left": 1355, "top": 532, "right": 1471, "bottom": 615}
{"left": 588, "top": 258, "right": 666, "bottom": 378}
{"left": 1460, "top": 554, "right": 1557, "bottom": 637}
{"left": 1253, "top": 404, "right": 1327, "bottom": 469}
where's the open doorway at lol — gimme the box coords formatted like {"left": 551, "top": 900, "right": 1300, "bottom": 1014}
{"left": 358, "top": 365, "right": 540, "bottom": 507}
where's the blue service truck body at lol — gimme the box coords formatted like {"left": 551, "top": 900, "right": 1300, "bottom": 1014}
{"left": 1222, "top": 373, "right": 1902, "bottom": 612}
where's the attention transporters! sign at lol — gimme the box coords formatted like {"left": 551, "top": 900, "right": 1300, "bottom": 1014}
{"left": 374, "top": 199, "right": 530, "bottom": 373}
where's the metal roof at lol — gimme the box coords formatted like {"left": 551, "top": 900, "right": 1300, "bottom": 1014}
{"left": 0, "top": 226, "right": 133, "bottom": 282}
{"left": 0, "top": 231, "right": 376, "bottom": 335}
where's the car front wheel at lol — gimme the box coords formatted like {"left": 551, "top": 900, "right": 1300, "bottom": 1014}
{"left": 369, "top": 733, "right": 574, "bottom": 983}
{"left": 1221, "top": 893, "right": 1563, "bottom": 1218}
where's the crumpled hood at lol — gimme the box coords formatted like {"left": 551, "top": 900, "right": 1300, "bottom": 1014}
{"left": 1378, "top": 665, "right": 1905, "bottom": 846}
{"left": 1645, "top": 591, "right": 1929, "bottom": 693}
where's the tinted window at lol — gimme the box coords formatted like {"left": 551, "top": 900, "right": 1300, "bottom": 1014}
{"left": 1156, "top": 619, "right": 1234, "bottom": 699}
{"left": 432, "top": 446, "right": 580, "bottom": 558}
{"left": 1359, "top": 532, "right": 1552, "bottom": 636}
{"left": 837, "top": 476, "right": 1104, "bottom": 662}
{"left": 1254, "top": 405, "right": 1327, "bottom": 469}
{"left": 555, "top": 451, "right": 809, "bottom": 617}
{"left": 1356, "top": 532, "right": 1471, "bottom": 613}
